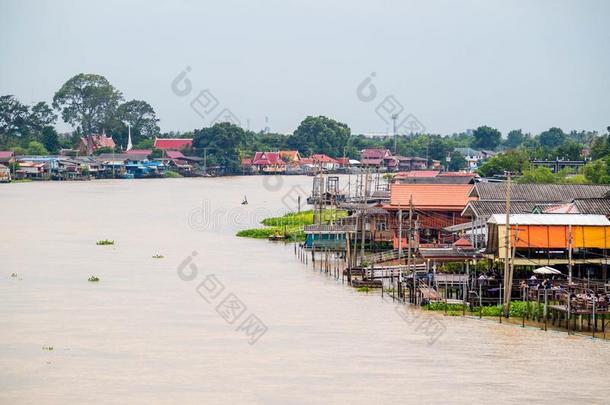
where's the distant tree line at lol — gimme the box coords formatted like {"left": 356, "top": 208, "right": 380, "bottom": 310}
{"left": 0, "top": 72, "right": 609, "bottom": 179}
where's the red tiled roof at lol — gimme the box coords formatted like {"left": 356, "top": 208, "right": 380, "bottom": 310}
{"left": 127, "top": 149, "right": 152, "bottom": 155}
{"left": 398, "top": 170, "right": 439, "bottom": 178}
{"left": 388, "top": 184, "right": 474, "bottom": 210}
{"left": 241, "top": 158, "right": 253, "bottom": 165}
{"left": 0, "top": 151, "right": 14, "bottom": 159}
{"left": 252, "top": 152, "right": 284, "bottom": 165}
{"left": 395, "top": 155, "right": 427, "bottom": 161}
{"left": 279, "top": 150, "right": 300, "bottom": 162}
{"left": 310, "top": 154, "right": 338, "bottom": 164}
{"left": 361, "top": 157, "right": 383, "bottom": 165}
{"left": 437, "top": 172, "right": 476, "bottom": 177}
{"left": 165, "top": 150, "right": 185, "bottom": 159}
{"left": 336, "top": 157, "right": 349, "bottom": 166}
{"left": 81, "top": 134, "right": 115, "bottom": 150}
{"left": 361, "top": 149, "right": 392, "bottom": 159}
{"left": 453, "top": 237, "right": 473, "bottom": 247}
{"left": 154, "top": 138, "right": 193, "bottom": 150}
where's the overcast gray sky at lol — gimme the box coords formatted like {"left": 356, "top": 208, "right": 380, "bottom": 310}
{"left": 1, "top": 0, "right": 608, "bottom": 136}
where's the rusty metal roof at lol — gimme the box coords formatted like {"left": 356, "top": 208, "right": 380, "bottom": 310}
{"left": 470, "top": 183, "right": 610, "bottom": 201}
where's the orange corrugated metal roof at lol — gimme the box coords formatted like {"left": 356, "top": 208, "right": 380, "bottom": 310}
{"left": 400, "top": 170, "right": 439, "bottom": 178}
{"left": 389, "top": 184, "right": 474, "bottom": 208}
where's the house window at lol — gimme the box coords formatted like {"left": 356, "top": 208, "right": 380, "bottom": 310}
{"left": 376, "top": 221, "right": 387, "bottom": 231}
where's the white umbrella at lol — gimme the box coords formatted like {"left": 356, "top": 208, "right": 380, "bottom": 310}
{"left": 533, "top": 266, "right": 562, "bottom": 275}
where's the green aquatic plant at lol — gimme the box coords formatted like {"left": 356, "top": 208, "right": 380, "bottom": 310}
{"left": 357, "top": 286, "right": 371, "bottom": 293}
{"left": 237, "top": 209, "right": 346, "bottom": 241}
{"left": 164, "top": 170, "right": 182, "bottom": 178}
{"left": 152, "top": 254, "right": 164, "bottom": 259}
{"left": 88, "top": 276, "right": 100, "bottom": 282}
{"left": 10, "top": 272, "right": 18, "bottom": 278}
{"left": 42, "top": 346, "right": 54, "bottom": 351}
{"left": 96, "top": 239, "right": 115, "bottom": 246}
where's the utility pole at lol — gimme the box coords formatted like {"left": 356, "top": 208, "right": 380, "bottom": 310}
{"left": 567, "top": 221, "right": 568, "bottom": 335}
{"left": 397, "top": 204, "right": 403, "bottom": 298}
{"left": 202, "top": 147, "right": 210, "bottom": 175}
{"left": 406, "top": 195, "right": 414, "bottom": 303}
{"left": 503, "top": 172, "right": 512, "bottom": 318}
{"left": 392, "top": 114, "right": 399, "bottom": 154}
{"left": 568, "top": 224, "right": 572, "bottom": 285}
{"left": 360, "top": 169, "right": 369, "bottom": 259}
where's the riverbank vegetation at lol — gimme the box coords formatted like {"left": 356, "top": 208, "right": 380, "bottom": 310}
{"left": 2, "top": 72, "right": 610, "bottom": 182}
{"left": 423, "top": 301, "right": 544, "bottom": 317}
{"left": 237, "top": 209, "right": 347, "bottom": 241}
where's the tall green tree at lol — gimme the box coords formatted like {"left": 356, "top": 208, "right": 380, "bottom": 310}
{"left": 108, "top": 99, "right": 160, "bottom": 148}
{"left": 505, "top": 129, "right": 524, "bottom": 149}
{"left": 553, "top": 139, "right": 583, "bottom": 160}
{"left": 517, "top": 166, "right": 557, "bottom": 184}
{"left": 53, "top": 74, "right": 123, "bottom": 135}
{"left": 26, "top": 140, "right": 49, "bottom": 155}
{"left": 476, "top": 150, "right": 529, "bottom": 177}
{"left": 583, "top": 159, "right": 610, "bottom": 184}
{"left": 538, "top": 127, "right": 566, "bottom": 149}
{"left": 448, "top": 151, "right": 467, "bottom": 171}
{"left": 0, "top": 95, "right": 29, "bottom": 144}
{"left": 117, "top": 100, "right": 159, "bottom": 137}
{"left": 193, "top": 122, "right": 249, "bottom": 173}
{"left": 472, "top": 125, "right": 501, "bottom": 150}
{"left": 287, "top": 116, "right": 351, "bottom": 157}
{"left": 28, "top": 101, "right": 57, "bottom": 133}
{"left": 590, "top": 134, "right": 610, "bottom": 160}
{"left": 40, "top": 127, "right": 60, "bottom": 153}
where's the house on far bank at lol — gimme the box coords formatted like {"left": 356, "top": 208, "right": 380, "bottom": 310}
{"left": 0, "top": 163, "right": 11, "bottom": 182}
{"left": 279, "top": 150, "right": 301, "bottom": 164}
{"left": 0, "top": 151, "right": 15, "bottom": 166}
{"left": 279, "top": 150, "right": 302, "bottom": 174}
{"left": 15, "top": 161, "right": 48, "bottom": 179}
{"left": 251, "top": 151, "right": 286, "bottom": 174}
{"left": 360, "top": 149, "right": 394, "bottom": 170}
{"left": 126, "top": 149, "right": 152, "bottom": 156}
{"left": 395, "top": 156, "right": 427, "bottom": 171}
{"left": 310, "top": 154, "right": 340, "bottom": 171}
{"left": 241, "top": 158, "right": 254, "bottom": 174}
{"left": 78, "top": 134, "right": 116, "bottom": 155}
{"left": 153, "top": 138, "right": 193, "bottom": 150}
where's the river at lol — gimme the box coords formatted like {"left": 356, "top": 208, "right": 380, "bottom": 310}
{"left": 1, "top": 176, "right": 609, "bottom": 404}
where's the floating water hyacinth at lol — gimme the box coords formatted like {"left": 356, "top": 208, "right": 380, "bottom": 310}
{"left": 96, "top": 239, "right": 114, "bottom": 246}
{"left": 88, "top": 276, "right": 100, "bottom": 282}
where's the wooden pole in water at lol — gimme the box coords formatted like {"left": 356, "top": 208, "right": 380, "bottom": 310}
{"left": 346, "top": 230, "right": 352, "bottom": 284}
{"left": 544, "top": 289, "right": 548, "bottom": 331}
{"left": 567, "top": 225, "right": 573, "bottom": 335}
{"left": 406, "top": 196, "right": 414, "bottom": 304}
{"left": 502, "top": 171, "right": 512, "bottom": 318}
{"left": 397, "top": 204, "right": 403, "bottom": 299}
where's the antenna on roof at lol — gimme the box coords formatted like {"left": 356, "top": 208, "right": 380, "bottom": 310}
{"left": 392, "top": 114, "right": 399, "bottom": 154}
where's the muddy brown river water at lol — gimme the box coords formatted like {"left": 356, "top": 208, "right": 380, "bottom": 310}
{"left": 1, "top": 176, "right": 609, "bottom": 404}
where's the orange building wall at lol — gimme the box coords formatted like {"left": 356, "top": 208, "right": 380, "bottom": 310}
{"left": 508, "top": 225, "right": 610, "bottom": 249}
